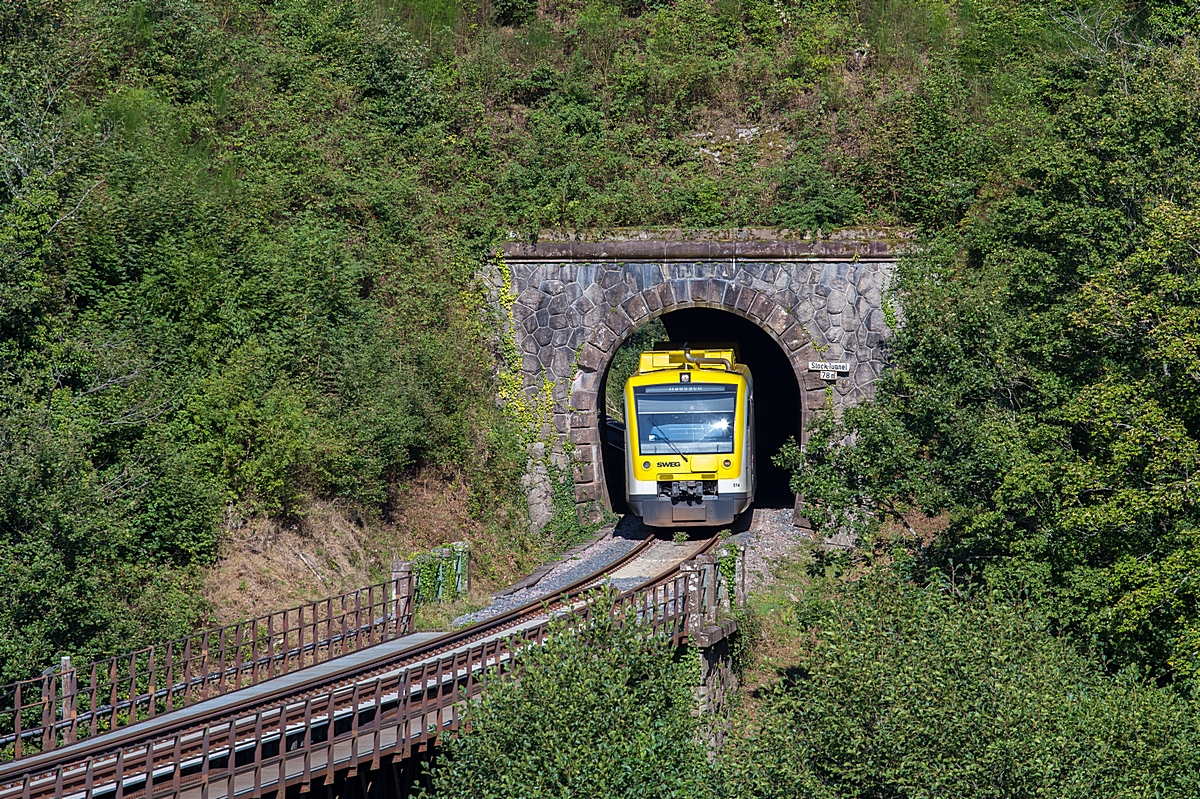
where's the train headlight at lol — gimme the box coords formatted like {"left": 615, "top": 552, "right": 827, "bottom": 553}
{"left": 723, "top": 459, "right": 731, "bottom": 468}
{"left": 643, "top": 461, "right": 651, "bottom": 469}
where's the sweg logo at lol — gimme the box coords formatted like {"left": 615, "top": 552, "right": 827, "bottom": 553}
{"left": 656, "top": 460, "right": 681, "bottom": 468}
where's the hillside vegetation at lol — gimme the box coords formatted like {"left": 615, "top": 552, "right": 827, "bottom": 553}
{"left": 6, "top": 0, "right": 1200, "bottom": 788}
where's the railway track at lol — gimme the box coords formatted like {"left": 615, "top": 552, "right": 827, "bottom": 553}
{"left": 0, "top": 530, "right": 727, "bottom": 799}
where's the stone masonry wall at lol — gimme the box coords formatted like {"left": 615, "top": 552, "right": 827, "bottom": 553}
{"left": 498, "top": 236, "right": 897, "bottom": 527}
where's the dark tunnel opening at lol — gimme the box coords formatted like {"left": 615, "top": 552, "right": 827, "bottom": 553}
{"left": 597, "top": 307, "right": 803, "bottom": 518}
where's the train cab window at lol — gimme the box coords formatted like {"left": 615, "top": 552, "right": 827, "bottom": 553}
{"left": 632, "top": 384, "right": 737, "bottom": 455}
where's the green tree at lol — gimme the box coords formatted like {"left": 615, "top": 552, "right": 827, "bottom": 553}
{"left": 723, "top": 575, "right": 1200, "bottom": 799}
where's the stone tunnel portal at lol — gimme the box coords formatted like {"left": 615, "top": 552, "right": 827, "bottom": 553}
{"left": 597, "top": 307, "right": 803, "bottom": 516}
{"left": 498, "top": 234, "right": 897, "bottom": 528}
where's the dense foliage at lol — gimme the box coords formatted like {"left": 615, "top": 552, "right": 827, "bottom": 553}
{"left": 725, "top": 575, "right": 1200, "bottom": 798}
{"left": 0, "top": 0, "right": 533, "bottom": 681}
{"left": 0, "top": 0, "right": 956, "bottom": 678}
{"left": 426, "top": 592, "right": 711, "bottom": 799}
{"left": 9, "top": 0, "right": 1200, "bottom": 789}
{"left": 430, "top": 577, "right": 1200, "bottom": 798}
{"left": 778, "top": 4, "right": 1200, "bottom": 688}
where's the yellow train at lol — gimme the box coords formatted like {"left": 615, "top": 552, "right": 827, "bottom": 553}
{"left": 623, "top": 346, "right": 755, "bottom": 527}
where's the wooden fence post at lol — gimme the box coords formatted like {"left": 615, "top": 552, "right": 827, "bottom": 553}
{"left": 694, "top": 554, "right": 719, "bottom": 625}
{"left": 60, "top": 657, "right": 76, "bottom": 745}
{"left": 392, "top": 561, "right": 413, "bottom": 635}
{"left": 679, "top": 561, "right": 702, "bottom": 637}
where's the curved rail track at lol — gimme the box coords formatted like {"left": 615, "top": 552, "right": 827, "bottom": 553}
{"left": 0, "top": 531, "right": 732, "bottom": 799}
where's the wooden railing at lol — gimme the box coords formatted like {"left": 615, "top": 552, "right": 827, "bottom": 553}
{"left": 0, "top": 568, "right": 414, "bottom": 764}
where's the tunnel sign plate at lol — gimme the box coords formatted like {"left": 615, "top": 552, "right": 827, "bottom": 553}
{"left": 820, "top": 370, "right": 838, "bottom": 380}
{"left": 808, "top": 361, "right": 851, "bottom": 373}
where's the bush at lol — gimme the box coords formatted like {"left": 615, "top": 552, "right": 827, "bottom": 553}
{"left": 427, "top": 592, "right": 713, "bottom": 799}
{"left": 722, "top": 574, "right": 1200, "bottom": 799}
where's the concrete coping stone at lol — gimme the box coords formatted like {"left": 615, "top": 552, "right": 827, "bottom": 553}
{"left": 501, "top": 239, "right": 897, "bottom": 262}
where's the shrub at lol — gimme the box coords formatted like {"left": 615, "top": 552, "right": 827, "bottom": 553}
{"left": 722, "top": 574, "right": 1200, "bottom": 798}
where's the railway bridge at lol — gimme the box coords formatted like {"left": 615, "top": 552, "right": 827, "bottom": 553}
{"left": 0, "top": 535, "right": 744, "bottom": 799}
{"left": 497, "top": 230, "right": 901, "bottom": 527}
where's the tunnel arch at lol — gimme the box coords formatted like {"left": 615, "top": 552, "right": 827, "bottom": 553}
{"left": 569, "top": 280, "right": 814, "bottom": 516}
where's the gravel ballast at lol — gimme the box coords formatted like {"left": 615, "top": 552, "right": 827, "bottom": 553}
{"left": 455, "top": 506, "right": 823, "bottom": 626}
{"left": 454, "top": 516, "right": 653, "bottom": 626}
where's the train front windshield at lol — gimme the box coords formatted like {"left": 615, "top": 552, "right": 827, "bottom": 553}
{"left": 633, "top": 384, "right": 737, "bottom": 455}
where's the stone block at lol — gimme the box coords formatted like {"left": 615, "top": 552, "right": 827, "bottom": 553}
{"left": 856, "top": 362, "right": 875, "bottom": 386}
{"left": 574, "top": 482, "right": 600, "bottom": 503}
{"left": 781, "top": 322, "right": 810, "bottom": 351}
{"left": 537, "top": 347, "right": 554, "bottom": 366}
{"left": 593, "top": 322, "right": 618, "bottom": 353}
{"left": 570, "top": 410, "right": 593, "bottom": 428}
{"left": 547, "top": 292, "right": 570, "bottom": 314}
{"left": 536, "top": 309, "right": 549, "bottom": 327}
{"left": 803, "top": 387, "right": 826, "bottom": 416}
{"left": 583, "top": 304, "right": 608, "bottom": 328}
{"left": 724, "top": 284, "right": 742, "bottom": 310}
{"left": 573, "top": 368, "right": 600, "bottom": 393}
{"left": 672, "top": 279, "right": 691, "bottom": 306}
{"left": 700, "top": 279, "right": 720, "bottom": 304}
{"left": 551, "top": 328, "right": 572, "bottom": 347}
{"left": 522, "top": 355, "right": 541, "bottom": 374}
{"left": 621, "top": 292, "right": 650, "bottom": 322}
{"left": 516, "top": 287, "right": 543, "bottom": 309}
{"left": 599, "top": 269, "right": 623, "bottom": 289}
{"left": 643, "top": 287, "right": 662, "bottom": 313}
{"left": 605, "top": 283, "right": 628, "bottom": 307}
{"left": 553, "top": 414, "right": 569, "bottom": 433}
{"left": 551, "top": 346, "right": 574, "bottom": 377}
{"left": 735, "top": 287, "right": 756, "bottom": 313}
{"left": 570, "top": 425, "right": 598, "bottom": 445}
{"left": 571, "top": 390, "right": 597, "bottom": 411}
{"left": 749, "top": 294, "right": 772, "bottom": 321}
{"left": 522, "top": 315, "right": 538, "bottom": 334}
{"left": 577, "top": 345, "right": 605, "bottom": 371}
{"left": 534, "top": 327, "right": 553, "bottom": 346}
{"left": 689, "top": 280, "right": 708, "bottom": 304}
{"left": 815, "top": 309, "right": 831, "bottom": 331}
{"left": 764, "top": 305, "right": 791, "bottom": 336}
{"left": 604, "top": 308, "right": 633, "bottom": 337}
{"left": 573, "top": 462, "right": 595, "bottom": 483}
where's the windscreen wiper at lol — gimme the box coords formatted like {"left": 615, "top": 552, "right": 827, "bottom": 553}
{"left": 648, "top": 419, "right": 688, "bottom": 463}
